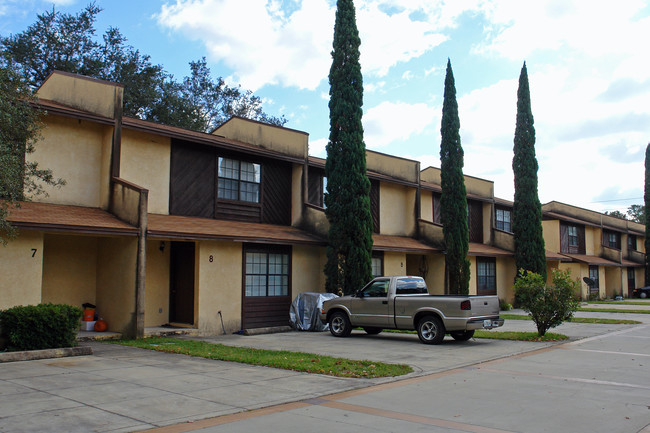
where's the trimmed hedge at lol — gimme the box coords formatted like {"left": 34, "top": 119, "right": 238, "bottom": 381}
{"left": 0, "top": 303, "right": 83, "bottom": 351}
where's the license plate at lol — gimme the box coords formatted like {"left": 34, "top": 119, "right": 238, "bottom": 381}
{"left": 483, "top": 319, "right": 492, "bottom": 328}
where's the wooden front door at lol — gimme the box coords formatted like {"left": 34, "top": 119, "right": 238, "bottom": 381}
{"left": 170, "top": 242, "right": 195, "bottom": 324}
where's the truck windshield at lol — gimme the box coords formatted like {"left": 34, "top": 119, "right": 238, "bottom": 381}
{"left": 396, "top": 278, "right": 428, "bottom": 295}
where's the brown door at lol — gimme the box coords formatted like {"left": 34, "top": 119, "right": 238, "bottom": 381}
{"left": 170, "top": 242, "right": 195, "bottom": 324}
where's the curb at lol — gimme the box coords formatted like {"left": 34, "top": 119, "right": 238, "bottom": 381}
{"left": 0, "top": 345, "right": 93, "bottom": 363}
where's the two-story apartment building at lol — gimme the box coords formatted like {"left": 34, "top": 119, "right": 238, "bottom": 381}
{"left": 1, "top": 71, "right": 646, "bottom": 338}
{"left": 542, "top": 202, "right": 645, "bottom": 299}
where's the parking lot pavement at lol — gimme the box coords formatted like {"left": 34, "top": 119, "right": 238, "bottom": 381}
{"left": 1, "top": 317, "right": 648, "bottom": 433}
{"left": 145, "top": 323, "right": 650, "bottom": 433}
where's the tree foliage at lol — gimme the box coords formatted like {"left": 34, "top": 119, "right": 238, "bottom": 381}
{"left": 604, "top": 210, "right": 627, "bottom": 220}
{"left": 439, "top": 59, "right": 470, "bottom": 295}
{"left": 512, "top": 62, "right": 546, "bottom": 281}
{"left": 0, "top": 63, "right": 64, "bottom": 244}
{"left": 0, "top": 3, "right": 285, "bottom": 132}
{"left": 324, "top": 0, "right": 373, "bottom": 295}
{"left": 627, "top": 204, "right": 645, "bottom": 224}
{"left": 514, "top": 269, "right": 580, "bottom": 336}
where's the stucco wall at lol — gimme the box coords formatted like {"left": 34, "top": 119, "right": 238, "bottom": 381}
{"left": 96, "top": 237, "right": 138, "bottom": 336}
{"left": 120, "top": 129, "right": 171, "bottom": 215}
{"left": 383, "top": 252, "right": 407, "bottom": 277}
{"left": 145, "top": 239, "right": 170, "bottom": 326}
{"left": 605, "top": 267, "right": 622, "bottom": 298}
{"left": 425, "top": 254, "right": 445, "bottom": 295}
{"left": 196, "top": 241, "right": 243, "bottom": 335}
{"left": 420, "top": 191, "right": 433, "bottom": 222}
{"left": 0, "top": 231, "right": 43, "bottom": 309}
{"left": 380, "top": 183, "right": 416, "bottom": 236}
{"left": 542, "top": 220, "right": 560, "bottom": 252}
{"left": 292, "top": 245, "right": 325, "bottom": 294}
{"left": 291, "top": 164, "right": 303, "bottom": 226}
{"left": 29, "top": 115, "right": 111, "bottom": 207}
{"left": 496, "top": 257, "right": 517, "bottom": 303}
{"left": 41, "top": 234, "right": 98, "bottom": 308}
{"left": 215, "top": 118, "right": 308, "bottom": 158}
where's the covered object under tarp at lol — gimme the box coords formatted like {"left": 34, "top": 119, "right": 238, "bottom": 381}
{"left": 289, "top": 292, "right": 338, "bottom": 331}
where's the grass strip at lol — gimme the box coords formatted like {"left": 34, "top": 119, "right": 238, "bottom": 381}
{"left": 113, "top": 337, "right": 412, "bottom": 378}
{"left": 589, "top": 301, "right": 650, "bottom": 306}
{"left": 578, "top": 308, "right": 650, "bottom": 314}
{"left": 473, "top": 330, "right": 568, "bottom": 341}
{"left": 500, "top": 314, "right": 640, "bottom": 324}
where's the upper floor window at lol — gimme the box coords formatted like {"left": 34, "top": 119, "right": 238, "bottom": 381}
{"left": 628, "top": 235, "right": 637, "bottom": 251}
{"left": 604, "top": 231, "right": 620, "bottom": 250}
{"left": 218, "top": 157, "right": 260, "bottom": 203}
{"left": 568, "top": 226, "right": 578, "bottom": 247}
{"left": 495, "top": 208, "right": 512, "bottom": 232}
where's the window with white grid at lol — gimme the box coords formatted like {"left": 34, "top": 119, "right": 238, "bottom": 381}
{"left": 218, "top": 157, "right": 260, "bottom": 203}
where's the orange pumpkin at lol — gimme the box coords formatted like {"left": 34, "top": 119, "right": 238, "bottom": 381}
{"left": 94, "top": 319, "right": 108, "bottom": 332}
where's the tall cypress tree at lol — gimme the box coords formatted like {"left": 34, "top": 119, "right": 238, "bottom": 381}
{"left": 324, "top": 0, "right": 373, "bottom": 295}
{"left": 512, "top": 62, "right": 546, "bottom": 281}
{"left": 643, "top": 144, "right": 650, "bottom": 286}
{"left": 440, "top": 59, "right": 470, "bottom": 295}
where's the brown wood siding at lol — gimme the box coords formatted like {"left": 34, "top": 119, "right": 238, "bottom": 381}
{"left": 370, "top": 180, "right": 380, "bottom": 233}
{"left": 308, "top": 166, "right": 324, "bottom": 207}
{"left": 215, "top": 200, "right": 261, "bottom": 222}
{"left": 468, "top": 200, "right": 483, "bottom": 243}
{"left": 262, "top": 160, "right": 292, "bottom": 225}
{"left": 433, "top": 192, "right": 441, "bottom": 224}
{"left": 242, "top": 296, "right": 291, "bottom": 328}
{"left": 560, "top": 222, "right": 586, "bottom": 254}
{"left": 170, "top": 140, "right": 216, "bottom": 218}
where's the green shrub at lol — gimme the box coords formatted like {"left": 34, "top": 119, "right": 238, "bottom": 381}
{"left": 0, "top": 303, "right": 83, "bottom": 351}
{"left": 514, "top": 269, "right": 580, "bottom": 336}
{"left": 499, "top": 298, "right": 513, "bottom": 311}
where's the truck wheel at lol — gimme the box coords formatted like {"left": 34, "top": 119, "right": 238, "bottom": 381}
{"left": 450, "top": 330, "right": 475, "bottom": 341}
{"left": 417, "top": 315, "right": 445, "bottom": 344}
{"left": 329, "top": 311, "right": 352, "bottom": 337}
{"left": 363, "top": 327, "right": 382, "bottom": 335}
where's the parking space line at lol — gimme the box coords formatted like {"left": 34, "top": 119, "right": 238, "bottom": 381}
{"left": 562, "top": 347, "right": 650, "bottom": 358}
{"left": 476, "top": 367, "right": 650, "bottom": 391}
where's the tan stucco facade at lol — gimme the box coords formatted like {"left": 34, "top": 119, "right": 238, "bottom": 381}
{"left": 121, "top": 129, "right": 171, "bottom": 215}
{"left": 380, "top": 183, "right": 417, "bottom": 236}
{"left": 41, "top": 234, "right": 98, "bottom": 308}
{"left": 145, "top": 239, "right": 170, "bottom": 327}
{"left": 196, "top": 241, "right": 243, "bottom": 335}
{"left": 29, "top": 115, "right": 112, "bottom": 208}
{"left": 292, "top": 245, "right": 326, "bottom": 295}
{"left": 0, "top": 231, "right": 44, "bottom": 309}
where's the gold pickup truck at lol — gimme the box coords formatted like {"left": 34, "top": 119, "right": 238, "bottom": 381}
{"left": 320, "top": 276, "right": 504, "bottom": 344}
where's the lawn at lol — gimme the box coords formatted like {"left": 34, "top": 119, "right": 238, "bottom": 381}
{"left": 114, "top": 337, "right": 412, "bottom": 378}
{"left": 500, "top": 314, "right": 641, "bottom": 324}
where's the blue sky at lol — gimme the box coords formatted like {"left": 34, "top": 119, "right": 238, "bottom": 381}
{"left": 2, "top": 0, "right": 649, "bottom": 214}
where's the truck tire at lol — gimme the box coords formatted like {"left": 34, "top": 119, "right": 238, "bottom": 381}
{"left": 363, "top": 327, "right": 382, "bottom": 335}
{"left": 450, "top": 330, "right": 475, "bottom": 341}
{"left": 329, "top": 311, "right": 352, "bottom": 337}
{"left": 417, "top": 315, "right": 445, "bottom": 345}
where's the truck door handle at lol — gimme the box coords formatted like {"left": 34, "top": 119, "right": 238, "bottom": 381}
{"left": 382, "top": 301, "right": 388, "bottom": 304}
{"left": 484, "top": 302, "right": 488, "bottom": 305}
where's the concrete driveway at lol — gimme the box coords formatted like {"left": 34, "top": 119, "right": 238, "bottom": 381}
{"left": 0, "top": 311, "right": 649, "bottom": 432}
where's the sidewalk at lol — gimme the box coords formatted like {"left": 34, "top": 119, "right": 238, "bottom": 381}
{"left": 0, "top": 316, "right": 646, "bottom": 432}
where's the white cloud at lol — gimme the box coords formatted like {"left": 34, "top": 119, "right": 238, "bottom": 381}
{"left": 363, "top": 101, "right": 437, "bottom": 148}
{"left": 308, "top": 137, "right": 328, "bottom": 157}
{"left": 157, "top": 0, "right": 334, "bottom": 90}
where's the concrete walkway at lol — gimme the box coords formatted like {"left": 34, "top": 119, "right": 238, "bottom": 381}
{"left": 0, "top": 311, "right": 648, "bottom": 432}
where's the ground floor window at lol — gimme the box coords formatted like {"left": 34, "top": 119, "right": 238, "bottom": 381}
{"left": 371, "top": 252, "right": 384, "bottom": 277}
{"left": 589, "top": 265, "right": 599, "bottom": 288}
{"left": 245, "top": 248, "right": 289, "bottom": 297}
{"left": 477, "top": 257, "right": 496, "bottom": 295}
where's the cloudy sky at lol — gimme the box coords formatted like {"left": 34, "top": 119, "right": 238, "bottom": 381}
{"left": 2, "top": 0, "right": 649, "bottom": 214}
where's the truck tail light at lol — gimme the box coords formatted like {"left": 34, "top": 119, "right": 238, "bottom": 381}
{"left": 460, "top": 300, "right": 471, "bottom": 311}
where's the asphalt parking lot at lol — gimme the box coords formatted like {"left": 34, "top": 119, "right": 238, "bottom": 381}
{"left": 0, "top": 310, "right": 649, "bottom": 432}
